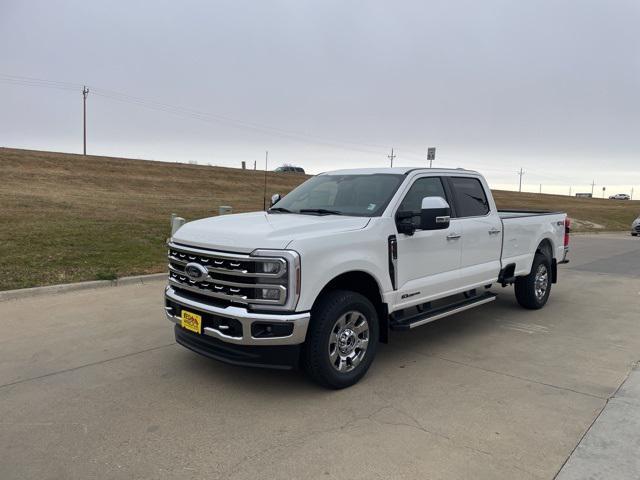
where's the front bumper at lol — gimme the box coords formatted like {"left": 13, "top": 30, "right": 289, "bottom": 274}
{"left": 165, "top": 285, "right": 310, "bottom": 346}
{"left": 174, "top": 325, "right": 302, "bottom": 370}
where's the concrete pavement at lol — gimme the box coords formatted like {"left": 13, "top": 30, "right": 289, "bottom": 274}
{"left": 1, "top": 233, "right": 639, "bottom": 479}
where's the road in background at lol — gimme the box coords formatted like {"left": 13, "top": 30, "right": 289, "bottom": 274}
{"left": 1, "top": 234, "right": 639, "bottom": 479}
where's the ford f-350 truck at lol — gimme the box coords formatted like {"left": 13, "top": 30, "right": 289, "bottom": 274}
{"left": 165, "top": 168, "right": 570, "bottom": 388}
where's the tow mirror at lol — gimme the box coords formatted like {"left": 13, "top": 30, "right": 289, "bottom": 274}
{"left": 420, "top": 197, "right": 450, "bottom": 230}
{"left": 270, "top": 193, "right": 282, "bottom": 206}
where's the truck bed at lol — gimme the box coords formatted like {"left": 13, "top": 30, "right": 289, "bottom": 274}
{"left": 499, "top": 210, "right": 567, "bottom": 277}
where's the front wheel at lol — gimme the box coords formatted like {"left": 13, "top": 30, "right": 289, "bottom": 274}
{"left": 302, "top": 290, "right": 379, "bottom": 389}
{"left": 514, "top": 253, "right": 552, "bottom": 309}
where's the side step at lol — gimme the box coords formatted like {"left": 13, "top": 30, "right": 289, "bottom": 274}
{"left": 389, "top": 292, "right": 497, "bottom": 331}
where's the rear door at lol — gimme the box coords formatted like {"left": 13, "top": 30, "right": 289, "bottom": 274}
{"left": 393, "top": 175, "right": 463, "bottom": 309}
{"left": 447, "top": 176, "right": 502, "bottom": 288}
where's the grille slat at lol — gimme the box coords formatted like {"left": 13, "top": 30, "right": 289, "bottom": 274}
{"left": 167, "top": 242, "right": 288, "bottom": 306}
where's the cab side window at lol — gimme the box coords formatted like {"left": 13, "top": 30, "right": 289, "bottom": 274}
{"left": 449, "top": 177, "right": 490, "bottom": 217}
{"left": 397, "top": 177, "right": 447, "bottom": 226}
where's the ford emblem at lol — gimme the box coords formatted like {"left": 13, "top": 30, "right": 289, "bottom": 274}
{"left": 184, "top": 262, "right": 208, "bottom": 281}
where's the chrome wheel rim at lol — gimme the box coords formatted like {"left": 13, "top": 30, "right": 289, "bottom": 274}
{"left": 534, "top": 264, "right": 549, "bottom": 301}
{"left": 328, "top": 311, "right": 370, "bottom": 372}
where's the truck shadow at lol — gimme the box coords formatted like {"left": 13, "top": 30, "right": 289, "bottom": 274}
{"left": 170, "top": 288, "right": 555, "bottom": 394}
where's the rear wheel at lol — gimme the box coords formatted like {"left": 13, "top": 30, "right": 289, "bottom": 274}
{"left": 514, "top": 253, "right": 552, "bottom": 309}
{"left": 302, "top": 290, "right": 379, "bottom": 389}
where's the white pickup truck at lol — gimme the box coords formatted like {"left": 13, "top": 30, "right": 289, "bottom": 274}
{"left": 165, "top": 168, "right": 570, "bottom": 388}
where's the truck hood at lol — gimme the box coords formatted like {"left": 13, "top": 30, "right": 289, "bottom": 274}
{"left": 171, "top": 211, "right": 370, "bottom": 252}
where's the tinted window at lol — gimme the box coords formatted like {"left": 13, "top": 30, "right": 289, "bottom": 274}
{"left": 273, "top": 174, "right": 405, "bottom": 217}
{"left": 450, "top": 177, "right": 489, "bottom": 217}
{"left": 397, "top": 177, "right": 447, "bottom": 226}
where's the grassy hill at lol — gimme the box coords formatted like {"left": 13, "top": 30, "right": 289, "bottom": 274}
{"left": 1, "top": 147, "right": 638, "bottom": 290}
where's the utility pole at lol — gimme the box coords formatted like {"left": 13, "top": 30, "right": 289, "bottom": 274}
{"left": 82, "top": 86, "right": 89, "bottom": 155}
{"left": 388, "top": 148, "right": 396, "bottom": 167}
{"left": 262, "top": 151, "right": 269, "bottom": 211}
{"left": 539, "top": 184, "right": 542, "bottom": 194}
{"left": 591, "top": 180, "right": 596, "bottom": 197}
{"left": 569, "top": 186, "right": 572, "bottom": 197}
{"left": 631, "top": 187, "right": 634, "bottom": 200}
{"left": 517, "top": 168, "right": 525, "bottom": 193}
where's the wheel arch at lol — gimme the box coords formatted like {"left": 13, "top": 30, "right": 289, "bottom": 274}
{"left": 313, "top": 270, "right": 390, "bottom": 344}
{"left": 535, "top": 237, "right": 558, "bottom": 283}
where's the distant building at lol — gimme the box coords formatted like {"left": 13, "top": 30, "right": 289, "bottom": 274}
{"left": 575, "top": 193, "right": 592, "bottom": 198}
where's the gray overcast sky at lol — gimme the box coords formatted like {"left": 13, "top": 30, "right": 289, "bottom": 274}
{"left": 1, "top": 0, "right": 639, "bottom": 194}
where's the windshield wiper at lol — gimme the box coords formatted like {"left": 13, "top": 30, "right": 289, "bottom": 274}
{"left": 299, "top": 208, "right": 344, "bottom": 215}
{"left": 268, "top": 207, "right": 293, "bottom": 213}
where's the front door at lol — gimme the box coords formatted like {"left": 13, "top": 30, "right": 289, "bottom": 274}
{"left": 393, "top": 176, "right": 463, "bottom": 310}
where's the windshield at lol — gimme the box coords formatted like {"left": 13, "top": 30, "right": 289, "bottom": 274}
{"left": 271, "top": 174, "right": 405, "bottom": 217}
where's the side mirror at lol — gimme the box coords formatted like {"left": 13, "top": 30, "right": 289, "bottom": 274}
{"left": 420, "top": 197, "right": 450, "bottom": 230}
{"left": 270, "top": 193, "right": 282, "bottom": 207}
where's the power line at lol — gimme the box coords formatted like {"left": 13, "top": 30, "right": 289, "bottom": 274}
{"left": 0, "top": 73, "right": 392, "bottom": 157}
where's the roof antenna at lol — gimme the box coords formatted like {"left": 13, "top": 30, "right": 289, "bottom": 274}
{"left": 262, "top": 150, "right": 269, "bottom": 210}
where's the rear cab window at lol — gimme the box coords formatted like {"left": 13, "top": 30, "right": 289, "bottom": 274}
{"left": 449, "top": 177, "right": 490, "bottom": 217}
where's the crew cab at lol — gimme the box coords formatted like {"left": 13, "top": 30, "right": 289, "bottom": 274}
{"left": 165, "top": 168, "right": 570, "bottom": 388}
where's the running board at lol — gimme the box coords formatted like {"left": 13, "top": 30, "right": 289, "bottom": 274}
{"left": 389, "top": 292, "right": 497, "bottom": 331}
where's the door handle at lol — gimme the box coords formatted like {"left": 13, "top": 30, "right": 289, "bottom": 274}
{"left": 446, "top": 233, "right": 461, "bottom": 240}
{"left": 488, "top": 228, "right": 501, "bottom": 235}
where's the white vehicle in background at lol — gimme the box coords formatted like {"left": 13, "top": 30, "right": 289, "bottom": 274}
{"left": 165, "top": 168, "right": 570, "bottom": 388}
{"left": 632, "top": 215, "right": 640, "bottom": 236}
{"left": 609, "top": 193, "right": 631, "bottom": 200}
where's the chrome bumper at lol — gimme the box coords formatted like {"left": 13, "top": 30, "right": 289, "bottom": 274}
{"left": 165, "top": 286, "right": 310, "bottom": 346}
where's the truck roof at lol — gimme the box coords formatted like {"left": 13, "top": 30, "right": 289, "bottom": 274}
{"left": 321, "top": 167, "right": 479, "bottom": 176}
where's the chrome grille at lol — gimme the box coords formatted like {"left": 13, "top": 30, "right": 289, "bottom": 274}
{"left": 167, "top": 242, "right": 288, "bottom": 306}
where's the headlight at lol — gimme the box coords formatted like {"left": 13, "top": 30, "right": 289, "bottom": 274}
{"left": 250, "top": 249, "right": 301, "bottom": 311}
{"left": 258, "top": 288, "right": 282, "bottom": 300}
{"left": 255, "top": 260, "right": 283, "bottom": 275}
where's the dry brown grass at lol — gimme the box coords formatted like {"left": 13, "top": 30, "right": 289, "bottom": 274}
{"left": 1, "top": 147, "right": 308, "bottom": 290}
{"left": 492, "top": 190, "right": 639, "bottom": 231}
{"left": 1, "top": 147, "right": 638, "bottom": 290}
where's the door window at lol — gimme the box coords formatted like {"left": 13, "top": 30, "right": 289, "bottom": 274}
{"left": 397, "top": 177, "right": 447, "bottom": 226}
{"left": 450, "top": 177, "right": 490, "bottom": 217}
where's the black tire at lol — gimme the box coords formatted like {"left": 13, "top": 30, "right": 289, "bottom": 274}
{"left": 302, "top": 290, "right": 379, "bottom": 389}
{"left": 514, "top": 253, "right": 552, "bottom": 310}
{"left": 632, "top": 233, "right": 638, "bottom": 237}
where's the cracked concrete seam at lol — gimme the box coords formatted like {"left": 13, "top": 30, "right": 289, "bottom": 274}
{"left": 404, "top": 347, "right": 607, "bottom": 400}
{"left": 219, "top": 400, "right": 538, "bottom": 480}
{"left": 551, "top": 358, "right": 640, "bottom": 480}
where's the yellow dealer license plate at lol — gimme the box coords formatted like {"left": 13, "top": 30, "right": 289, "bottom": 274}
{"left": 181, "top": 310, "right": 202, "bottom": 334}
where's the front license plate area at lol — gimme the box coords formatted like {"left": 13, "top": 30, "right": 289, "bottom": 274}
{"left": 181, "top": 310, "right": 202, "bottom": 334}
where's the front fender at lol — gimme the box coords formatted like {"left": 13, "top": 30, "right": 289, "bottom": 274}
{"left": 290, "top": 225, "right": 393, "bottom": 312}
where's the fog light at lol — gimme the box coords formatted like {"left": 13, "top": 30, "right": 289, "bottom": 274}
{"left": 252, "top": 322, "right": 294, "bottom": 338}
{"left": 260, "top": 288, "right": 281, "bottom": 300}
{"left": 256, "top": 261, "right": 281, "bottom": 274}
